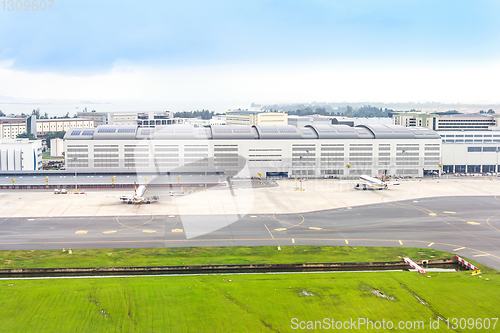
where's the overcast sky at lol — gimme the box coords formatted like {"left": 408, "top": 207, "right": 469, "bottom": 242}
{"left": 1, "top": 0, "right": 499, "bottom": 110}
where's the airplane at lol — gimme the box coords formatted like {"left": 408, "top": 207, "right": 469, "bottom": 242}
{"left": 119, "top": 183, "right": 160, "bottom": 204}
{"left": 354, "top": 174, "right": 400, "bottom": 190}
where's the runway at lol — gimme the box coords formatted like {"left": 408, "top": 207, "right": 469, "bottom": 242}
{"left": 0, "top": 196, "right": 500, "bottom": 270}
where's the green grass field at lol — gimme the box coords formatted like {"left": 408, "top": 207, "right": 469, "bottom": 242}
{"left": 0, "top": 245, "right": 451, "bottom": 269}
{"left": 0, "top": 270, "right": 499, "bottom": 332}
{"left": 0, "top": 246, "right": 496, "bottom": 332}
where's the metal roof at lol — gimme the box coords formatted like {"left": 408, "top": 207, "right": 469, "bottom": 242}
{"left": 355, "top": 124, "right": 440, "bottom": 139}
{"left": 305, "top": 125, "right": 360, "bottom": 139}
{"left": 211, "top": 125, "right": 258, "bottom": 139}
{"left": 64, "top": 124, "right": 440, "bottom": 140}
{"left": 254, "top": 125, "right": 302, "bottom": 139}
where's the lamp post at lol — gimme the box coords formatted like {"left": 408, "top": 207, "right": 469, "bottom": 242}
{"left": 496, "top": 148, "right": 499, "bottom": 174}
{"left": 299, "top": 156, "right": 303, "bottom": 180}
{"left": 306, "top": 150, "right": 309, "bottom": 181}
{"left": 402, "top": 150, "right": 406, "bottom": 180}
{"left": 73, "top": 157, "right": 78, "bottom": 191}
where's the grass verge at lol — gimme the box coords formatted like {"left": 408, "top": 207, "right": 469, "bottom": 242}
{"left": 0, "top": 245, "right": 452, "bottom": 269}
{"left": 0, "top": 270, "right": 499, "bottom": 332}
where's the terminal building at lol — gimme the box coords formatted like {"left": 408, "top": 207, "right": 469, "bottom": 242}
{"left": 63, "top": 124, "right": 442, "bottom": 178}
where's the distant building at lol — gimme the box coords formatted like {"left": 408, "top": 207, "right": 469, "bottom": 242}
{"left": 210, "top": 115, "right": 226, "bottom": 126}
{"left": 137, "top": 111, "right": 180, "bottom": 127}
{"left": 0, "top": 138, "right": 43, "bottom": 171}
{"left": 50, "top": 138, "right": 65, "bottom": 158}
{"left": 288, "top": 115, "right": 332, "bottom": 127}
{"left": 226, "top": 110, "right": 287, "bottom": 125}
{"left": 393, "top": 112, "right": 500, "bottom": 131}
{"left": 77, "top": 111, "right": 178, "bottom": 127}
{"left": 36, "top": 118, "right": 94, "bottom": 137}
{"left": 0, "top": 117, "right": 27, "bottom": 139}
{"left": 333, "top": 117, "right": 392, "bottom": 127}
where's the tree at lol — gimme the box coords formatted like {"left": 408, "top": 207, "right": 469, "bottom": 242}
{"left": 0, "top": 110, "right": 5, "bottom": 117}
{"left": 479, "top": 110, "right": 485, "bottom": 114}
{"left": 487, "top": 109, "right": 495, "bottom": 114}
{"left": 44, "top": 131, "right": 65, "bottom": 148}
{"left": 31, "top": 108, "right": 40, "bottom": 118}
{"left": 17, "top": 133, "right": 36, "bottom": 140}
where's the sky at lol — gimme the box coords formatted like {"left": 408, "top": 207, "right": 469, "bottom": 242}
{"left": 0, "top": 0, "right": 500, "bottom": 113}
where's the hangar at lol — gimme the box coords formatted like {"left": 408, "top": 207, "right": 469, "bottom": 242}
{"left": 63, "top": 124, "right": 442, "bottom": 178}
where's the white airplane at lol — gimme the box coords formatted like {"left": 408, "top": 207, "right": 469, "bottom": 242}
{"left": 354, "top": 174, "right": 400, "bottom": 190}
{"left": 119, "top": 183, "right": 159, "bottom": 204}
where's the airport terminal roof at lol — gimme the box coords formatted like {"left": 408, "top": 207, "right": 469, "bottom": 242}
{"left": 64, "top": 124, "right": 441, "bottom": 140}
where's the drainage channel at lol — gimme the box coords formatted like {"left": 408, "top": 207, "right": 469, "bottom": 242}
{"left": 0, "top": 262, "right": 461, "bottom": 279}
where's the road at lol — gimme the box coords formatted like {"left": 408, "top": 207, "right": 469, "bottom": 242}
{"left": 0, "top": 196, "right": 499, "bottom": 270}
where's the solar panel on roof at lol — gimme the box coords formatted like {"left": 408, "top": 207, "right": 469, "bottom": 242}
{"left": 118, "top": 128, "right": 136, "bottom": 133}
{"left": 233, "top": 128, "right": 251, "bottom": 133}
{"left": 260, "top": 128, "right": 279, "bottom": 133}
{"left": 97, "top": 128, "right": 116, "bottom": 133}
{"left": 215, "top": 128, "right": 232, "bottom": 133}
{"left": 81, "top": 130, "right": 94, "bottom": 136}
{"left": 71, "top": 130, "right": 81, "bottom": 135}
{"left": 141, "top": 129, "right": 151, "bottom": 135}
{"left": 278, "top": 128, "right": 297, "bottom": 133}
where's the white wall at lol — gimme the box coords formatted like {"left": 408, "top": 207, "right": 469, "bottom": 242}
{"left": 0, "top": 139, "right": 43, "bottom": 171}
{"left": 65, "top": 137, "right": 442, "bottom": 178}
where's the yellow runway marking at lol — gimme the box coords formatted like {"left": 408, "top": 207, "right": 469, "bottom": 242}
{"left": 473, "top": 253, "right": 491, "bottom": 257}
{"left": 428, "top": 242, "right": 434, "bottom": 247}
{"left": 171, "top": 229, "right": 183, "bottom": 233}
{"left": 103, "top": 230, "right": 117, "bottom": 234}
{"left": 429, "top": 213, "right": 437, "bottom": 216}
{"left": 467, "top": 222, "right": 480, "bottom": 225}
{"left": 486, "top": 213, "right": 500, "bottom": 232}
{"left": 274, "top": 228, "right": 286, "bottom": 231}
{"left": 345, "top": 239, "right": 349, "bottom": 244}
{"left": 264, "top": 224, "right": 275, "bottom": 240}
{"left": 443, "top": 211, "right": 456, "bottom": 214}
{"left": 143, "top": 230, "right": 156, "bottom": 233}
{"left": 272, "top": 213, "right": 305, "bottom": 229}
{"left": 309, "top": 227, "right": 322, "bottom": 230}
{"left": 75, "top": 230, "right": 87, "bottom": 234}
{"left": 453, "top": 247, "right": 465, "bottom": 251}
{"left": 292, "top": 238, "right": 295, "bottom": 244}
{"left": 399, "top": 240, "right": 403, "bottom": 245}
{"left": 115, "top": 206, "right": 155, "bottom": 230}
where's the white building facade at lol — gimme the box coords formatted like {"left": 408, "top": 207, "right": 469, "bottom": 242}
{"left": 0, "top": 139, "right": 43, "bottom": 171}
{"left": 0, "top": 117, "right": 27, "bottom": 139}
{"left": 64, "top": 124, "right": 441, "bottom": 178}
{"left": 226, "top": 110, "right": 288, "bottom": 125}
{"left": 36, "top": 118, "right": 94, "bottom": 137}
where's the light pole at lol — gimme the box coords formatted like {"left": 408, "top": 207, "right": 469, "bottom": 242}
{"left": 305, "top": 150, "right": 309, "bottom": 181}
{"left": 73, "top": 157, "right": 78, "bottom": 191}
{"left": 496, "top": 148, "right": 499, "bottom": 174}
{"left": 402, "top": 150, "right": 406, "bottom": 180}
{"left": 300, "top": 156, "right": 303, "bottom": 180}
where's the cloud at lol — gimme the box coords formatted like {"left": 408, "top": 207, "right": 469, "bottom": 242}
{"left": 1, "top": 60, "right": 499, "bottom": 107}
{"left": 1, "top": 1, "right": 499, "bottom": 72}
